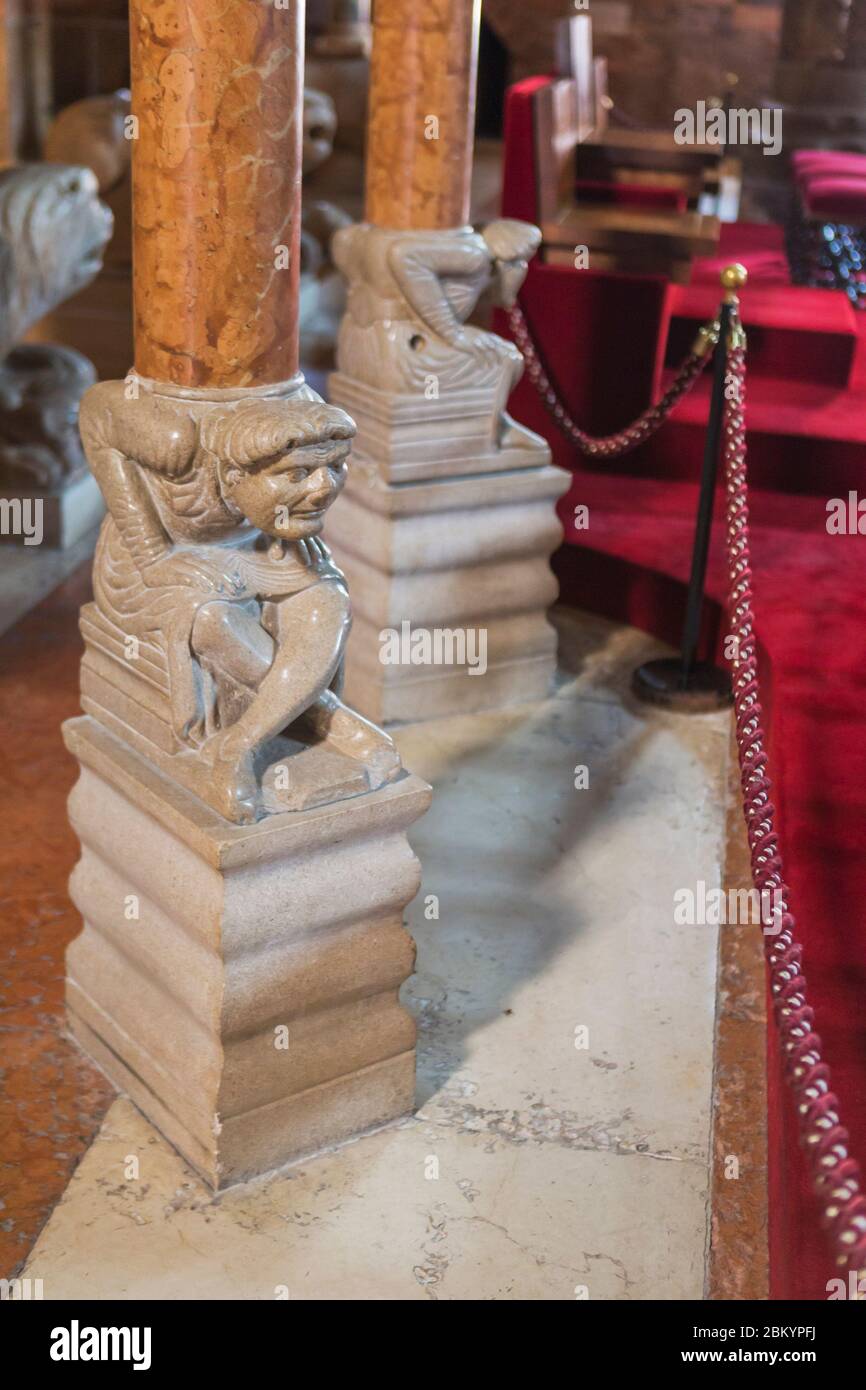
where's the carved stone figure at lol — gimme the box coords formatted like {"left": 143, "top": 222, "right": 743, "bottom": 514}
{"left": 62, "top": 0, "right": 430, "bottom": 1193}
{"left": 0, "top": 164, "right": 112, "bottom": 487}
{"left": 332, "top": 219, "right": 543, "bottom": 457}
{"left": 79, "top": 376, "right": 401, "bottom": 825}
{"left": 299, "top": 87, "right": 351, "bottom": 366}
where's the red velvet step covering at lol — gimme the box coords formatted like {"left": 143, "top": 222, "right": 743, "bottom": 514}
{"left": 666, "top": 282, "right": 858, "bottom": 387}
{"left": 691, "top": 222, "right": 792, "bottom": 288}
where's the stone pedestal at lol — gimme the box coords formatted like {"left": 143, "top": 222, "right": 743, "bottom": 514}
{"left": 327, "top": 219, "right": 567, "bottom": 725}
{"left": 64, "top": 715, "right": 429, "bottom": 1189}
{"left": 325, "top": 425, "right": 567, "bottom": 726}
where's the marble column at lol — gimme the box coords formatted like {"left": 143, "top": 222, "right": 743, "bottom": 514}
{"left": 64, "top": 0, "right": 430, "bottom": 1189}
{"left": 326, "top": 0, "right": 567, "bottom": 724}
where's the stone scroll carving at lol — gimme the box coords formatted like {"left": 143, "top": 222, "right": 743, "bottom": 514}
{"left": 78, "top": 377, "right": 401, "bottom": 825}
{"left": 332, "top": 219, "right": 541, "bottom": 448}
{"left": 0, "top": 164, "right": 112, "bottom": 488}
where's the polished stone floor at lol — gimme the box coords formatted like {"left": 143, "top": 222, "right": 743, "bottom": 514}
{"left": 19, "top": 608, "right": 730, "bottom": 1301}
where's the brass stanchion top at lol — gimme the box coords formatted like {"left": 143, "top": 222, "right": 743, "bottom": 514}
{"left": 721, "top": 263, "right": 749, "bottom": 301}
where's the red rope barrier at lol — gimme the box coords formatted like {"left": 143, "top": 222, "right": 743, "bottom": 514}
{"left": 507, "top": 302, "right": 714, "bottom": 457}
{"left": 723, "top": 345, "right": 866, "bottom": 1288}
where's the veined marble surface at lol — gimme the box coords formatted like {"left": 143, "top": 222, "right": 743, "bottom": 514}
{"left": 22, "top": 609, "right": 729, "bottom": 1300}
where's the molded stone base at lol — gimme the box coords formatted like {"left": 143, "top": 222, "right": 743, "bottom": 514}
{"left": 63, "top": 714, "right": 431, "bottom": 1189}
{"left": 325, "top": 462, "right": 570, "bottom": 724}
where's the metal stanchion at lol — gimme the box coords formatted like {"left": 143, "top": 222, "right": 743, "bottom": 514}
{"left": 632, "top": 264, "right": 748, "bottom": 711}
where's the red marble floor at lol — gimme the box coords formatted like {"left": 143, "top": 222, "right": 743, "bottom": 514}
{"left": 0, "top": 562, "right": 114, "bottom": 1278}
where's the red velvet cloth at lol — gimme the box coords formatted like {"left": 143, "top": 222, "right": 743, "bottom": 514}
{"left": 501, "top": 75, "right": 552, "bottom": 221}
{"left": 803, "top": 175, "right": 866, "bottom": 222}
{"left": 792, "top": 148, "right": 866, "bottom": 180}
{"left": 666, "top": 282, "right": 858, "bottom": 387}
{"left": 692, "top": 224, "right": 791, "bottom": 287}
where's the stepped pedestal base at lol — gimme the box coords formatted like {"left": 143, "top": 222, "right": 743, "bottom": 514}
{"left": 63, "top": 715, "right": 431, "bottom": 1189}
{"left": 325, "top": 461, "right": 569, "bottom": 725}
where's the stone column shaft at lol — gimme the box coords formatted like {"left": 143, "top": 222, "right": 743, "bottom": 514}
{"left": 130, "top": 0, "right": 303, "bottom": 387}
{"left": 365, "top": 0, "right": 479, "bottom": 231}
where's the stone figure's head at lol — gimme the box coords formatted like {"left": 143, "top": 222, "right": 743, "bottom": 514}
{"left": 0, "top": 163, "right": 113, "bottom": 353}
{"left": 44, "top": 90, "right": 132, "bottom": 196}
{"left": 302, "top": 87, "right": 337, "bottom": 175}
{"left": 203, "top": 397, "right": 355, "bottom": 540}
{"left": 481, "top": 218, "right": 543, "bottom": 308}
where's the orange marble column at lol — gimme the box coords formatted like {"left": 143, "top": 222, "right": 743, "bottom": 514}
{"left": 364, "top": 0, "right": 480, "bottom": 231}
{"left": 130, "top": 0, "right": 304, "bottom": 388}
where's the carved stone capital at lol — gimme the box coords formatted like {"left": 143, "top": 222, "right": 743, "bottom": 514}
{"left": 330, "top": 219, "right": 546, "bottom": 482}
{"left": 333, "top": 219, "right": 539, "bottom": 393}
{"left": 80, "top": 373, "right": 403, "bottom": 824}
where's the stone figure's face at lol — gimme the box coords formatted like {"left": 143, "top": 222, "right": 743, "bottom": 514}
{"left": 0, "top": 164, "right": 113, "bottom": 351}
{"left": 222, "top": 436, "right": 350, "bottom": 540}
{"left": 302, "top": 88, "right": 337, "bottom": 175}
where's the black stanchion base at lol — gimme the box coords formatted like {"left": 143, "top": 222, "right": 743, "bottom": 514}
{"left": 632, "top": 657, "right": 732, "bottom": 712}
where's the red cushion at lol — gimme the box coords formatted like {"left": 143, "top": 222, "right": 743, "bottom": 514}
{"left": 692, "top": 249, "right": 790, "bottom": 285}
{"left": 792, "top": 148, "right": 866, "bottom": 179}
{"left": 804, "top": 175, "right": 866, "bottom": 221}
{"left": 574, "top": 178, "right": 687, "bottom": 213}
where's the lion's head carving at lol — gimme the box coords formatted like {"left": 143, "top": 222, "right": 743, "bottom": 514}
{"left": 0, "top": 163, "right": 113, "bottom": 359}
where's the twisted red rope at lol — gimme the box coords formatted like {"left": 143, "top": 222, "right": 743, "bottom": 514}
{"left": 507, "top": 302, "right": 711, "bottom": 457}
{"left": 723, "top": 345, "right": 866, "bottom": 1287}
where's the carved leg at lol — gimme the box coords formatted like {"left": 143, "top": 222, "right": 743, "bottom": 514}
{"left": 302, "top": 687, "right": 401, "bottom": 787}
{"left": 201, "top": 581, "right": 351, "bottom": 823}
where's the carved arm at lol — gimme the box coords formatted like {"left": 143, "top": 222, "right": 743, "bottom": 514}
{"left": 387, "top": 234, "right": 491, "bottom": 347}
